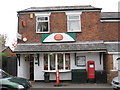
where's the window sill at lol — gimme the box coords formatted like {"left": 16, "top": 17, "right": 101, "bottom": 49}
{"left": 67, "top": 31, "right": 81, "bottom": 33}
{"left": 42, "top": 70, "right": 71, "bottom": 73}
{"left": 36, "top": 32, "right": 50, "bottom": 34}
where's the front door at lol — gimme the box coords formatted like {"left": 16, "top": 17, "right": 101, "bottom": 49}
{"left": 29, "top": 55, "right": 34, "bottom": 81}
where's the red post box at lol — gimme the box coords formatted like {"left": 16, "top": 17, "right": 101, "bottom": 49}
{"left": 87, "top": 61, "right": 95, "bottom": 79}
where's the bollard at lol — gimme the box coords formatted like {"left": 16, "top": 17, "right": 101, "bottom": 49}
{"left": 56, "top": 70, "right": 60, "bottom": 86}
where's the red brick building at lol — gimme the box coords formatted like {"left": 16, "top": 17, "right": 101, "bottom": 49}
{"left": 14, "top": 5, "right": 120, "bottom": 83}
{"left": 2, "top": 46, "right": 16, "bottom": 57}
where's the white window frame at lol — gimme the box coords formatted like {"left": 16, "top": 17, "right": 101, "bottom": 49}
{"left": 35, "top": 13, "right": 51, "bottom": 33}
{"left": 43, "top": 53, "right": 70, "bottom": 72}
{"left": 76, "top": 56, "right": 86, "bottom": 66}
{"left": 66, "top": 12, "right": 82, "bottom": 32}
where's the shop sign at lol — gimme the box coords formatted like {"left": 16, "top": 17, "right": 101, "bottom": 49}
{"left": 17, "top": 33, "right": 22, "bottom": 40}
{"left": 42, "top": 33, "right": 76, "bottom": 42}
{"left": 54, "top": 34, "right": 63, "bottom": 41}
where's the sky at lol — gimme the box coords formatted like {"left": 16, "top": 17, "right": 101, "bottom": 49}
{"left": 0, "top": 0, "right": 119, "bottom": 49}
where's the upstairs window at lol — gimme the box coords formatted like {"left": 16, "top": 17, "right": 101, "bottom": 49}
{"left": 66, "top": 12, "right": 82, "bottom": 32}
{"left": 36, "top": 16, "right": 49, "bottom": 33}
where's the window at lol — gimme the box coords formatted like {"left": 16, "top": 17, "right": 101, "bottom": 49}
{"left": 66, "top": 12, "right": 82, "bottom": 32}
{"left": 76, "top": 56, "right": 86, "bottom": 66}
{"left": 44, "top": 53, "right": 70, "bottom": 71}
{"left": 50, "top": 54, "right": 55, "bottom": 70}
{"left": 65, "top": 54, "right": 70, "bottom": 70}
{"left": 36, "top": 16, "right": 49, "bottom": 33}
{"left": 44, "top": 54, "right": 48, "bottom": 70}
{"left": 68, "top": 15, "right": 80, "bottom": 32}
{"left": 58, "top": 54, "right": 64, "bottom": 70}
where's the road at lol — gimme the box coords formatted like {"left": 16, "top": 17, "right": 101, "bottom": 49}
{"left": 30, "top": 88, "right": 113, "bottom": 90}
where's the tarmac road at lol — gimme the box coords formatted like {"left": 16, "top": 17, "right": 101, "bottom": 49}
{"left": 30, "top": 88, "right": 113, "bottom": 90}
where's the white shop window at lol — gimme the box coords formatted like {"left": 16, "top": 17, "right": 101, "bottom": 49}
{"left": 44, "top": 53, "right": 70, "bottom": 72}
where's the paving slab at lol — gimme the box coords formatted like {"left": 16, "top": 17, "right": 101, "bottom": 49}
{"left": 31, "top": 81, "right": 112, "bottom": 88}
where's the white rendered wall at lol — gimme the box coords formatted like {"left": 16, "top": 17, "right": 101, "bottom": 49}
{"left": 71, "top": 52, "right": 103, "bottom": 70}
{"left": 113, "top": 54, "right": 119, "bottom": 70}
{"left": 17, "top": 54, "right": 30, "bottom": 79}
{"left": 34, "top": 54, "right": 44, "bottom": 80}
{"left": 50, "top": 72, "right": 71, "bottom": 80}
{"left": 34, "top": 52, "right": 103, "bottom": 80}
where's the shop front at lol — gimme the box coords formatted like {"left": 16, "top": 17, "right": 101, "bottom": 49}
{"left": 15, "top": 41, "right": 106, "bottom": 82}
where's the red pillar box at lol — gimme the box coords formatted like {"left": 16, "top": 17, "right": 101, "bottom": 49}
{"left": 87, "top": 61, "right": 95, "bottom": 83}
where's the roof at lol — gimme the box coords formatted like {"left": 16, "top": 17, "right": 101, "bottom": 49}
{"left": 17, "top": 5, "right": 102, "bottom": 13}
{"left": 1, "top": 46, "right": 9, "bottom": 52}
{"left": 14, "top": 42, "right": 106, "bottom": 53}
{"left": 1, "top": 46, "right": 16, "bottom": 57}
{"left": 101, "top": 12, "right": 120, "bottom": 20}
{"left": 105, "top": 43, "right": 120, "bottom": 52}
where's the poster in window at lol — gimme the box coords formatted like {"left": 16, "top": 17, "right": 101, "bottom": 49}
{"left": 66, "top": 55, "right": 70, "bottom": 61}
{"left": 76, "top": 56, "right": 86, "bottom": 66}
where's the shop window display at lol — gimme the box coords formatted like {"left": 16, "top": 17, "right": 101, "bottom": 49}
{"left": 44, "top": 53, "right": 70, "bottom": 71}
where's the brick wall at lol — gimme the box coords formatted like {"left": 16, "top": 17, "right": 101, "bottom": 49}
{"left": 77, "top": 12, "right": 101, "bottom": 41}
{"left": 107, "top": 71, "right": 118, "bottom": 83}
{"left": 104, "top": 54, "right": 113, "bottom": 72}
{"left": 103, "top": 54, "right": 118, "bottom": 83}
{"left": 50, "top": 12, "right": 67, "bottom": 33}
{"left": 18, "top": 11, "right": 103, "bottom": 43}
{"left": 100, "top": 22, "right": 119, "bottom": 41}
{"left": 18, "top": 11, "right": 119, "bottom": 43}
{"left": 18, "top": 14, "right": 41, "bottom": 43}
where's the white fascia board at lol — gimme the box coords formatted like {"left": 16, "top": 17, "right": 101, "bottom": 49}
{"left": 107, "top": 52, "right": 120, "bottom": 54}
{"left": 35, "top": 12, "right": 51, "bottom": 16}
{"left": 101, "top": 20, "right": 120, "bottom": 22}
{"left": 104, "top": 41, "right": 120, "bottom": 44}
{"left": 15, "top": 50, "right": 106, "bottom": 54}
{"left": 65, "top": 11, "right": 82, "bottom": 15}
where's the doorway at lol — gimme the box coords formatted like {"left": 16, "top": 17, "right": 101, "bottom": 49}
{"left": 29, "top": 55, "right": 34, "bottom": 81}
{"left": 25, "top": 54, "right": 34, "bottom": 80}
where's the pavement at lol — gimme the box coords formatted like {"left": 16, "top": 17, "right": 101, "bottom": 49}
{"left": 31, "top": 81, "right": 112, "bottom": 88}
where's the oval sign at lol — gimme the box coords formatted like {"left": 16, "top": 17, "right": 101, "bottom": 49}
{"left": 54, "top": 34, "right": 63, "bottom": 40}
